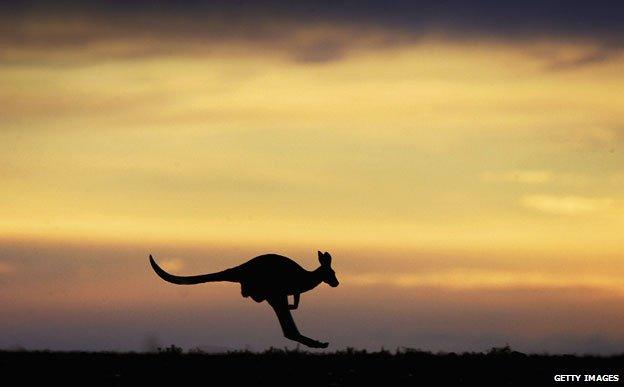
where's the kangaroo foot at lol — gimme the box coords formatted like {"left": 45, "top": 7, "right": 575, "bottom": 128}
{"left": 308, "top": 340, "right": 329, "bottom": 349}
{"left": 287, "top": 334, "right": 329, "bottom": 348}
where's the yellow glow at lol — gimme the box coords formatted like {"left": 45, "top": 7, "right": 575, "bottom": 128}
{"left": 1, "top": 38, "right": 624, "bottom": 293}
{"left": 344, "top": 270, "right": 624, "bottom": 293}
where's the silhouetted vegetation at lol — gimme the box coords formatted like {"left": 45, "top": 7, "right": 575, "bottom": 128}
{"left": 0, "top": 347, "right": 622, "bottom": 385}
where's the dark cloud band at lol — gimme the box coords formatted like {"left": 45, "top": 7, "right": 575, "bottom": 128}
{"left": 1, "top": 1, "right": 623, "bottom": 66}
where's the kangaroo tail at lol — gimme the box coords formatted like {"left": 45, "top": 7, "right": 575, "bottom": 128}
{"left": 149, "top": 255, "right": 236, "bottom": 285}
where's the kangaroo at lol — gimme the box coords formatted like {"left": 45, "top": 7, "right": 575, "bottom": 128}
{"left": 149, "top": 251, "right": 339, "bottom": 348}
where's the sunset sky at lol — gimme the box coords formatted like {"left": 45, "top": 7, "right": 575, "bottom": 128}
{"left": 1, "top": 1, "right": 624, "bottom": 353}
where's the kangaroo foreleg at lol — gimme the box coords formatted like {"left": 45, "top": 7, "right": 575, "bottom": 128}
{"left": 268, "top": 296, "right": 328, "bottom": 349}
{"left": 288, "top": 293, "right": 300, "bottom": 310}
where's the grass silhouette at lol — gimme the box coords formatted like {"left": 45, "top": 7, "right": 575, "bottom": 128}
{"left": 1, "top": 346, "right": 622, "bottom": 385}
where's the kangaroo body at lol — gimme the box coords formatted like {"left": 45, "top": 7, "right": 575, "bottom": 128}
{"left": 149, "top": 251, "right": 339, "bottom": 348}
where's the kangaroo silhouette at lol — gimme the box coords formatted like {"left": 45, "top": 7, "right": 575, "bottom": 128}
{"left": 149, "top": 251, "right": 339, "bottom": 348}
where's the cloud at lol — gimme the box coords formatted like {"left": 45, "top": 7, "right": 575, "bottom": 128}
{"left": 545, "top": 47, "right": 621, "bottom": 71}
{"left": 0, "top": 261, "right": 15, "bottom": 275}
{"left": 4, "top": 1, "right": 623, "bottom": 39}
{"left": 1, "top": 1, "right": 623, "bottom": 66}
{"left": 481, "top": 171, "right": 596, "bottom": 187}
{"left": 481, "top": 170, "right": 552, "bottom": 184}
{"left": 521, "top": 194, "right": 613, "bottom": 215}
{"left": 563, "top": 126, "right": 624, "bottom": 148}
{"left": 158, "top": 258, "right": 185, "bottom": 273}
{"left": 343, "top": 269, "right": 624, "bottom": 292}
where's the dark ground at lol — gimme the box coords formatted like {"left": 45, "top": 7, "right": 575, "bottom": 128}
{"left": 1, "top": 346, "right": 622, "bottom": 386}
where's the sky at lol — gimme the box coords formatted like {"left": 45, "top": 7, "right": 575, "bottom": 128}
{"left": 1, "top": 1, "right": 624, "bottom": 353}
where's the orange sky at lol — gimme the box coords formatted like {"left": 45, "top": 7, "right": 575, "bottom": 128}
{"left": 1, "top": 2, "right": 624, "bottom": 353}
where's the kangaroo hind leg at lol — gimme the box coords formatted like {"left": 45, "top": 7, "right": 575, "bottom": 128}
{"left": 267, "top": 296, "right": 328, "bottom": 349}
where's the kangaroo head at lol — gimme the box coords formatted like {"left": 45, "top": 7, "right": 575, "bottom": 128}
{"left": 317, "top": 251, "right": 339, "bottom": 287}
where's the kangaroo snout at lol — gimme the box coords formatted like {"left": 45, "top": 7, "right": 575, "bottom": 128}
{"left": 326, "top": 272, "right": 339, "bottom": 287}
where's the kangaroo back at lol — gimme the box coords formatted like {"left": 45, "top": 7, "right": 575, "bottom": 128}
{"left": 149, "top": 255, "right": 237, "bottom": 285}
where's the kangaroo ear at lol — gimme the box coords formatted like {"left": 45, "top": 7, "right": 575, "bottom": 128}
{"left": 318, "top": 251, "right": 332, "bottom": 266}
